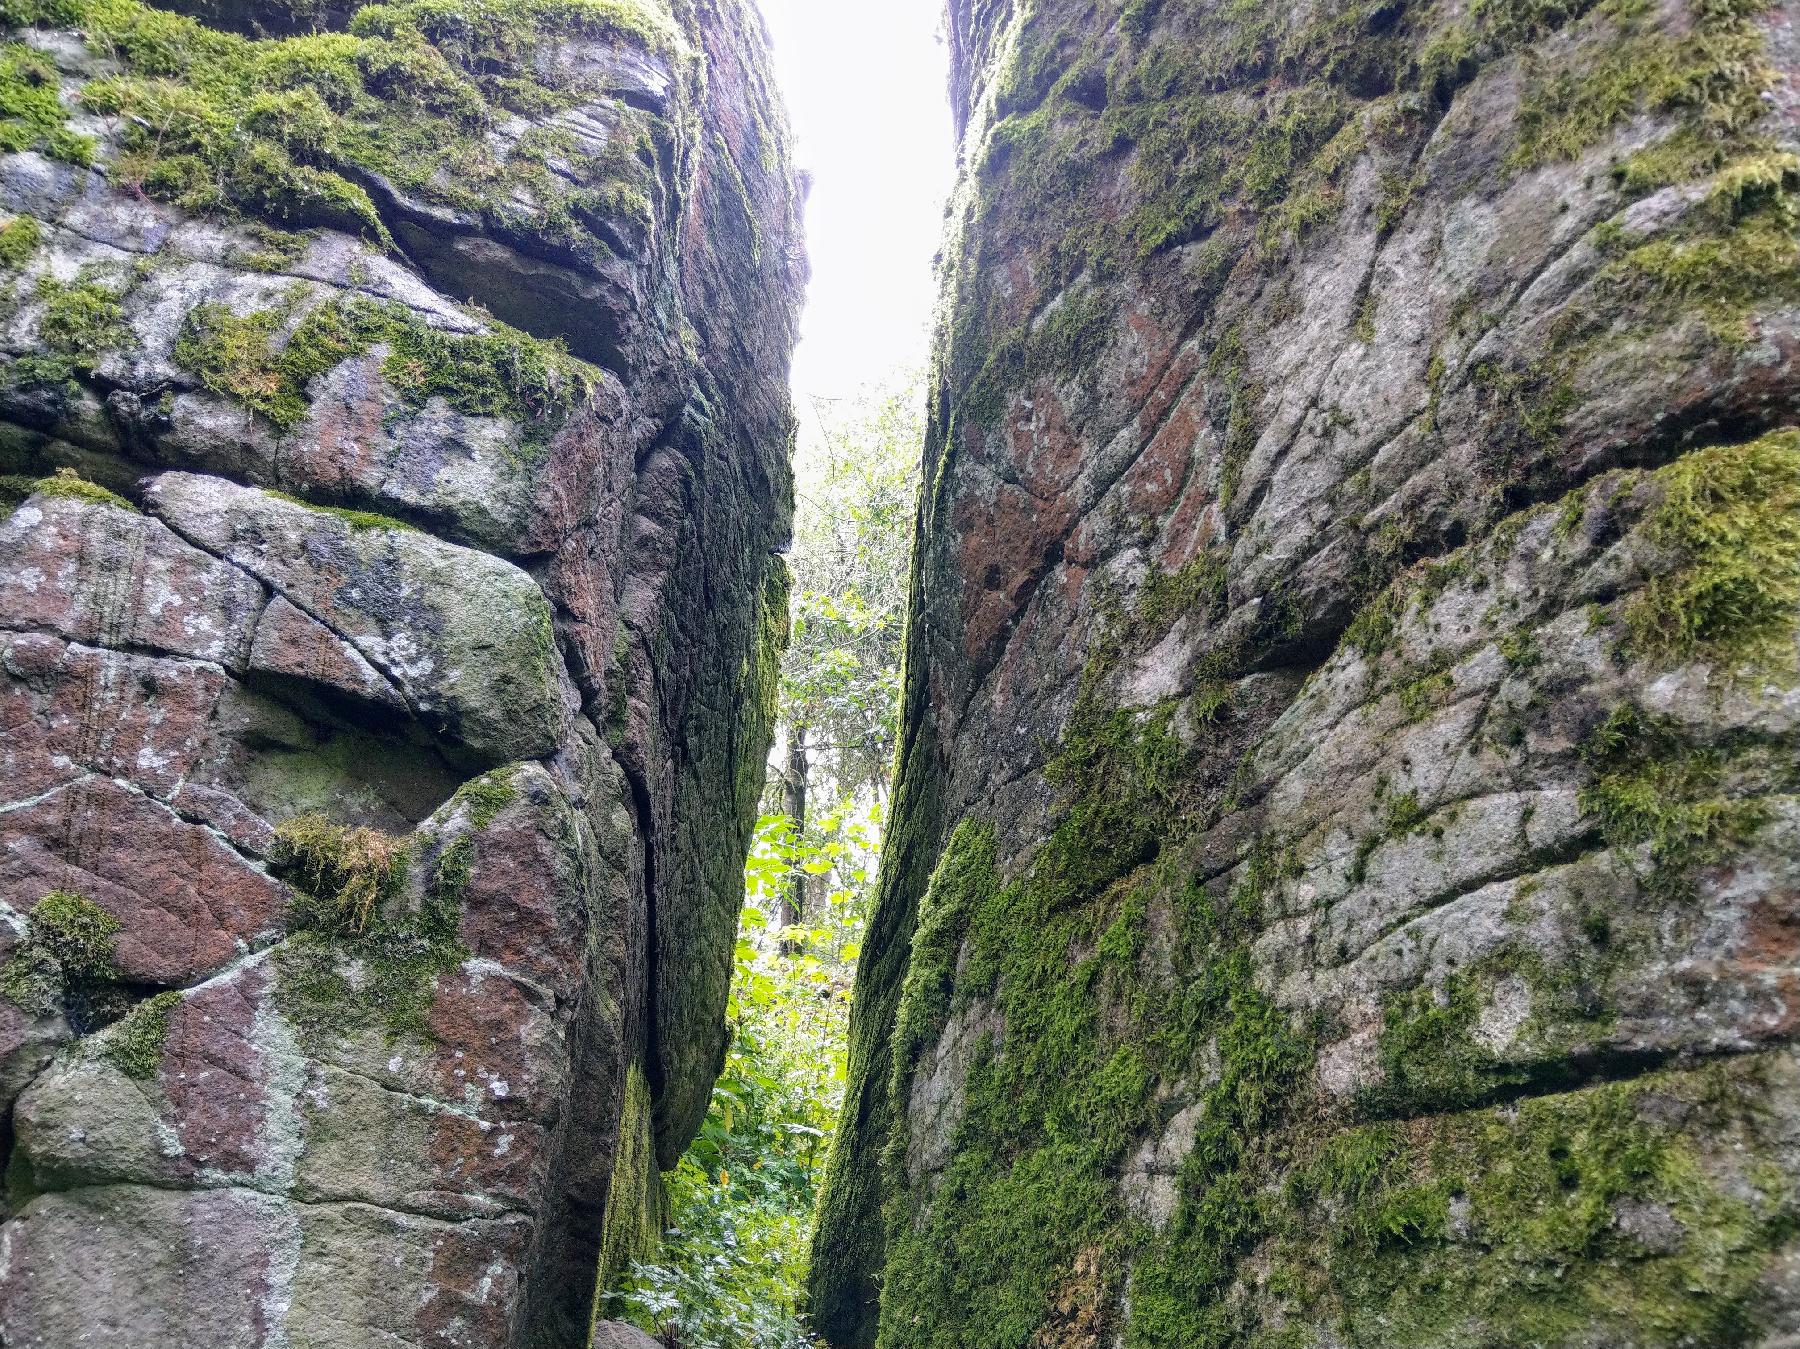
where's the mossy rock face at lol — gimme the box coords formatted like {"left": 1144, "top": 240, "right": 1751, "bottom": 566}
{"left": 812, "top": 0, "right": 1800, "bottom": 1344}
{"left": 0, "top": 0, "right": 800, "bottom": 1336}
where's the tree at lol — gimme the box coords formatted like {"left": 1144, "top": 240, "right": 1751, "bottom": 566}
{"left": 772, "top": 373, "right": 921, "bottom": 930}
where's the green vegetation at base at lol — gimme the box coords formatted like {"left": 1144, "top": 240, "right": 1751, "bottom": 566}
{"left": 605, "top": 821, "right": 854, "bottom": 1349}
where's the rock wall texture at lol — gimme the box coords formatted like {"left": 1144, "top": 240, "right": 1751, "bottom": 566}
{"left": 0, "top": 0, "right": 801, "bottom": 1340}
{"left": 813, "top": 1, "right": 1800, "bottom": 1346}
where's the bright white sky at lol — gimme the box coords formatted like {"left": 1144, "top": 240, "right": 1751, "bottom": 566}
{"left": 754, "top": 0, "right": 956, "bottom": 401}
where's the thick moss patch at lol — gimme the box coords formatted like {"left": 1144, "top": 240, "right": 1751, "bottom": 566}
{"left": 270, "top": 811, "right": 468, "bottom": 1042}
{"left": 175, "top": 291, "right": 595, "bottom": 439}
{"left": 0, "top": 890, "right": 122, "bottom": 1020}
{"left": 4, "top": 0, "right": 672, "bottom": 253}
{"left": 1626, "top": 432, "right": 1800, "bottom": 675}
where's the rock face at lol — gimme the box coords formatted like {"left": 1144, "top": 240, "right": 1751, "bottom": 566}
{"left": 813, "top": 2, "right": 1800, "bottom": 1346}
{"left": 0, "top": 0, "right": 801, "bottom": 1341}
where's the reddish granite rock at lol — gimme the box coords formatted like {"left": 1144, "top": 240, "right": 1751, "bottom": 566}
{"left": 0, "top": 0, "right": 799, "bottom": 1339}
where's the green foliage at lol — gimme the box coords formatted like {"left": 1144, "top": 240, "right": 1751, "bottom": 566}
{"left": 782, "top": 377, "right": 920, "bottom": 801}
{"left": 608, "top": 855, "right": 847, "bottom": 1348}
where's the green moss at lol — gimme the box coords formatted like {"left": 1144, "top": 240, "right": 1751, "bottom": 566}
{"left": 593, "top": 1059, "right": 667, "bottom": 1305}
{"left": 0, "top": 213, "right": 41, "bottom": 266}
{"left": 1625, "top": 432, "right": 1800, "bottom": 675}
{"left": 0, "top": 41, "right": 76, "bottom": 161}
{"left": 1396, "top": 652, "right": 1453, "bottom": 721}
{"left": 269, "top": 490, "right": 417, "bottom": 532}
{"left": 1342, "top": 589, "right": 1400, "bottom": 658}
{"left": 30, "top": 467, "right": 135, "bottom": 511}
{"left": 7, "top": 0, "right": 675, "bottom": 252}
{"left": 0, "top": 890, "right": 121, "bottom": 1018}
{"left": 1509, "top": 0, "right": 1772, "bottom": 170}
{"left": 1296, "top": 1063, "right": 1794, "bottom": 1345}
{"left": 99, "top": 990, "right": 181, "bottom": 1079}
{"left": 35, "top": 273, "right": 127, "bottom": 365}
{"left": 27, "top": 891, "right": 117, "bottom": 975}
{"left": 1364, "top": 973, "right": 1532, "bottom": 1117}
{"left": 175, "top": 293, "right": 593, "bottom": 438}
{"left": 270, "top": 811, "right": 469, "bottom": 1043}
{"left": 451, "top": 769, "right": 518, "bottom": 829}
{"left": 1578, "top": 702, "right": 1774, "bottom": 896}
{"left": 0, "top": 472, "right": 37, "bottom": 516}
{"left": 1137, "top": 550, "right": 1228, "bottom": 635}
{"left": 272, "top": 813, "right": 412, "bottom": 934}
{"left": 888, "top": 820, "right": 998, "bottom": 1109}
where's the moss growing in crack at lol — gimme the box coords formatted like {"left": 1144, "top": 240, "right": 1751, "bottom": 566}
{"left": 175, "top": 292, "right": 594, "bottom": 437}
{"left": 99, "top": 989, "right": 181, "bottom": 1080}
{"left": 1625, "top": 432, "right": 1800, "bottom": 676}
{"left": 273, "top": 813, "right": 412, "bottom": 934}
{"left": 30, "top": 467, "right": 135, "bottom": 511}
{"left": 1363, "top": 972, "right": 1533, "bottom": 1117}
{"left": 269, "top": 490, "right": 417, "bottom": 533}
{"left": 1137, "top": 550, "right": 1228, "bottom": 635}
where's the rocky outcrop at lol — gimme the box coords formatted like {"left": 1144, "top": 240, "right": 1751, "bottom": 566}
{"left": 0, "top": 0, "right": 800, "bottom": 1341}
{"left": 814, "top": 1, "right": 1800, "bottom": 1346}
